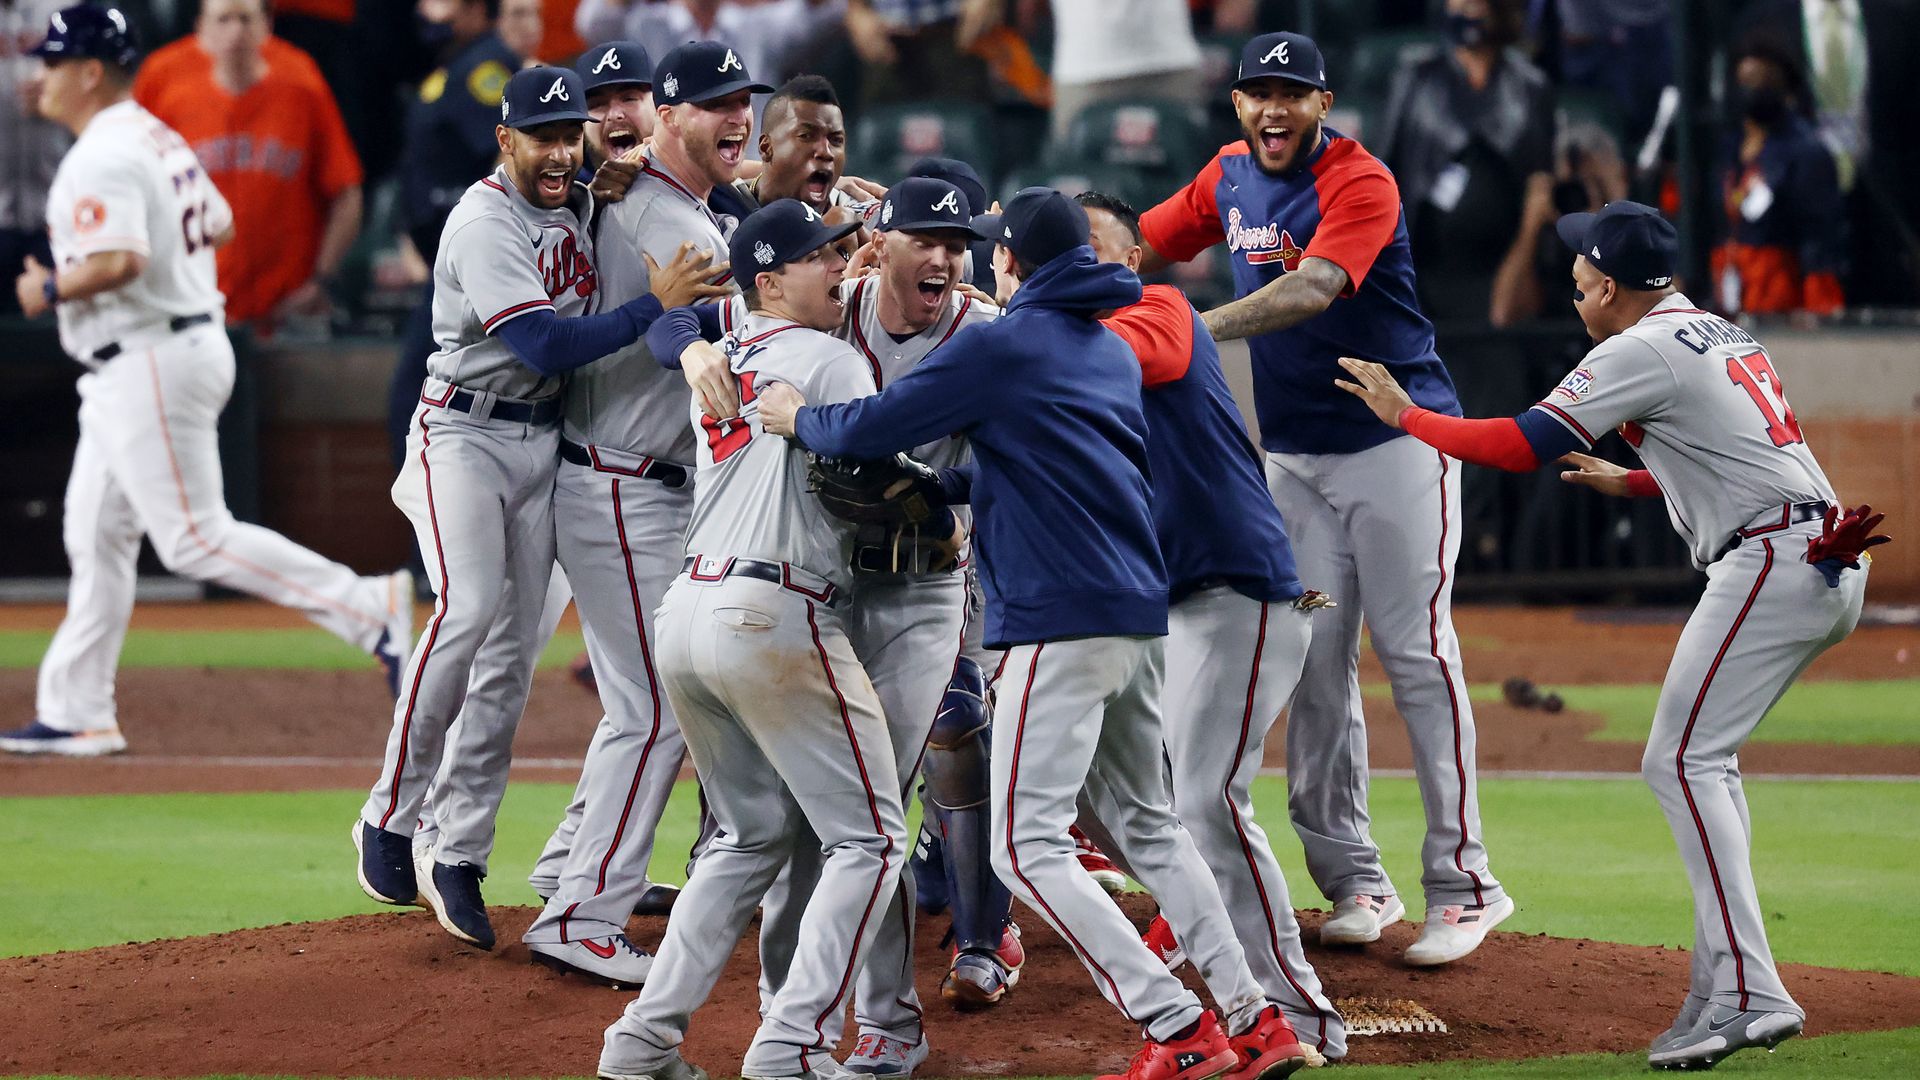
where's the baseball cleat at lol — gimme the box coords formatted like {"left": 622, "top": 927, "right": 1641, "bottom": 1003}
{"left": 634, "top": 880, "right": 682, "bottom": 917}
{"left": 1403, "top": 895, "right": 1514, "bottom": 966}
{"left": 529, "top": 934, "right": 654, "bottom": 987}
{"left": 1648, "top": 1007, "right": 1803, "bottom": 1070}
{"left": 415, "top": 850, "right": 495, "bottom": 950}
{"left": 0, "top": 720, "right": 126, "bottom": 757}
{"left": 1098, "top": 1009, "right": 1237, "bottom": 1080}
{"left": 598, "top": 1033, "right": 710, "bottom": 1080}
{"left": 1649, "top": 995, "right": 1710, "bottom": 1056}
{"left": 374, "top": 570, "right": 415, "bottom": 699}
{"left": 353, "top": 820, "right": 418, "bottom": 906}
{"left": 1222, "top": 1005, "right": 1310, "bottom": 1080}
{"left": 1318, "top": 893, "right": 1402, "bottom": 945}
{"left": 1072, "top": 825, "right": 1127, "bottom": 893}
{"left": 1144, "top": 913, "right": 1186, "bottom": 969}
{"left": 941, "top": 949, "right": 1014, "bottom": 1010}
{"left": 844, "top": 1033, "right": 930, "bottom": 1077}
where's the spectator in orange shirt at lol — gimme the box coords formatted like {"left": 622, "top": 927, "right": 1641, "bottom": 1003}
{"left": 135, "top": 0, "right": 364, "bottom": 330}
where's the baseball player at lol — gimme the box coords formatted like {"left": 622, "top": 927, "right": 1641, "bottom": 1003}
{"left": 733, "top": 75, "right": 847, "bottom": 213}
{"left": 516, "top": 37, "right": 738, "bottom": 986}
{"left": 650, "top": 176, "right": 1007, "bottom": 1070}
{"left": 598, "top": 199, "right": 909, "bottom": 1080}
{"left": 1137, "top": 31, "right": 1510, "bottom": 964}
{"left": 1336, "top": 200, "right": 1883, "bottom": 1071}
{"left": 1075, "top": 190, "right": 1346, "bottom": 1065}
{"left": 0, "top": 5, "right": 409, "bottom": 759}
{"left": 353, "top": 65, "right": 690, "bottom": 953}
{"left": 757, "top": 188, "right": 1308, "bottom": 1080}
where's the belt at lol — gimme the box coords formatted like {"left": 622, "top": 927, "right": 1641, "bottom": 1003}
{"left": 560, "top": 439, "right": 688, "bottom": 488}
{"left": 681, "top": 555, "right": 842, "bottom": 608}
{"left": 91, "top": 313, "right": 214, "bottom": 363}
{"left": 422, "top": 384, "right": 561, "bottom": 425}
{"left": 1721, "top": 500, "right": 1829, "bottom": 558}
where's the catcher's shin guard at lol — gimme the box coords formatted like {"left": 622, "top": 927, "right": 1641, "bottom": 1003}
{"left": 923, "top": 658, "right": 1013, "bottom": 953}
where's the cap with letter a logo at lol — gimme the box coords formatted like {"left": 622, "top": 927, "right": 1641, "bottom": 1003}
{"left": 653, "top": 40, "right": 774, "bottom": 106}
{"left": 501, "top": 65, "right": 595, "bottom": 129}
{"left": 1234, "top": 31, "right": 1327, "bottom": 91}
{"left": 730, "top": 198, "right": 862, "bottom": 279}
{"left": 577, "top": 40, "right": 653, "bottom": 93}
{"left": 877, "top": 177, "right": 991, "bottom": 237}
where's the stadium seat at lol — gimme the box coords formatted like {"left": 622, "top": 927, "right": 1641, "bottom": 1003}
{"left": 999, "top": 158, "right": 1159, "bottom": 211}
{"left": 850, "top": 101, "right": 998, "bottom": 188}
{"left": 1059, "top": 98, "right": 1213, "bottom": 181}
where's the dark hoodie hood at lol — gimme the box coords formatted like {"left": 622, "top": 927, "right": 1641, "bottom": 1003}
{"left": 1006, "top": 245, "right": 1145, "bottom": 317}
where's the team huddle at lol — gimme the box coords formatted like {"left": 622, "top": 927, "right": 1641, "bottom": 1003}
{"left": 6, "top": 6, "right": 1891, "bottom": 1079}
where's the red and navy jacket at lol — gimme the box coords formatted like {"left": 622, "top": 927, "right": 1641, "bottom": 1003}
{"left": 1104, "top": 284, "right": 1303, "bottom": 606}
{"left": 1142, "top": 130, "right": 1460, "bottom": 456}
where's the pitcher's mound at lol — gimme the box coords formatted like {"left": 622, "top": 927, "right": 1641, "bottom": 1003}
{"left": 5, "top": 894, "right": 1918, "bottom": 1077}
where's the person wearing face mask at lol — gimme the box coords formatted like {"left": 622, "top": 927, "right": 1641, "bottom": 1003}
{"left": 1710, "top": 36, "right": 1847, "bottom": 318}
{"left": 1375, "top": 0, "right": 1556, "bottom": 325}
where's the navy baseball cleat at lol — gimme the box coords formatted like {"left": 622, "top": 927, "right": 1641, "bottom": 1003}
{"left": 0, "top": 720, "right": 126, "bottom": 757}
{"left": 353, "top": 821, "right": 418, "bottom": 906}
{"left": 941, "top": 949, "right": 1013, "bottom": 1010}
{"left": 417, "top": 854, "right": 496, "bottom": 950}
{"left": 633, "top": 881, "right": 681, "bottom": 917}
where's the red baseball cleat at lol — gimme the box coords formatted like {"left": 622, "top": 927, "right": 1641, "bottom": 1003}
{"left": 1097, "top": 1010, "right": 1236, "bottom": 1080}
{"left": 1222, "top": 1005, "right": 1310, "bottom": 1080}
{"left": 1072, "top": 825, "right": 1127, "bottom": 893}
{"left": 1143, "top": 913, "right": 1186, "bottom": 969}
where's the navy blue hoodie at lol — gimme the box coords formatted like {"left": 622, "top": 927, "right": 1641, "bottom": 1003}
{"left": 793, "top": 247, "right": 1163, "bottom": 648}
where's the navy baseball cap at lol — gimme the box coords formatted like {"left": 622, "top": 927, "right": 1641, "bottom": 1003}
{"left": 577, "top": 40, "right": 652, "bottom": 93}
{"left": 974, "top": 187, "right": 1091, "bottom": 267}
{"left": 501, "top": 66, "right": 595, "bottom": 129}
{"left": 1556, "top": 201, "right": 1677, "bottom": 290}
{"left": 32, "top": 4, "right": 139, "bottom": 68}
{"left": 654, "top": 41, "right": 774, "bottom": 106}
{"left": 878, "top": 178, "right": 990, "bottom": 237}
{"left": 731, "top": 199, "right": 861, "bottom": 279}
{"left": 1234, "top": 31, "right": 1327, "bottom": 91}
{"left": 907, "top": 157, "right": 987, "bottom": 217}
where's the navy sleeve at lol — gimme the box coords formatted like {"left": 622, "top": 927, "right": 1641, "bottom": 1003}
{"left": 1514, "top": 407, "right": 1585, "bottom": 462}
{"left": 644, "top": 303, "right": 725, "bottom": 370}
{"left": 495, "top": 294, "right": 665, "bottom": 375}
{"left": 936, "top": 463, "right": 976, "bottom": 504}
{"left": 794, "top": 324, "right": 1000, "bottom": 459}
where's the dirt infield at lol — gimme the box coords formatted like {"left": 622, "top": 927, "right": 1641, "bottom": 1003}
{"left": 6, "top": 894, "right": 1919, "bottom": 1077}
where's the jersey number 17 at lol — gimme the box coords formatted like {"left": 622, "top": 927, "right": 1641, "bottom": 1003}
{"left": 1727, "top": 350, "right": 1804, "bottom": 448}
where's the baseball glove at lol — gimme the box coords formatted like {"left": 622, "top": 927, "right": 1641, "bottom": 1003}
{"left": 807, "top": 452, "right": 947, "bottom": 526}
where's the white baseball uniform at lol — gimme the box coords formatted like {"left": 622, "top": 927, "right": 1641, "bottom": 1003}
{"left": 29, "top": 101, "right": 398, "bottom": 740}
{"left": 1529, "top": 295, "right": 1863, "bottom": 1019}
{"left": 361, "top": 166, "right": 596, "bottom": 871}
{"left": 605, "top": 311, "right": 907, "bottom": 1080}
{"left": 521, "top": 148, "right": 738, "bottom": 947}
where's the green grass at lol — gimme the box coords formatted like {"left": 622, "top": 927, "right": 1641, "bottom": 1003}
{"left": 1565, "top": 680, "right": 1920, "bottom": 747}
{"left": 0, "top": 627, "right": 588, "bottom": 672}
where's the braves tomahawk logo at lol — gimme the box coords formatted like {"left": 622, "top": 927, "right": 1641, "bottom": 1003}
{"left": 1227, "top": 207, "right": 1303, "bottom": 270}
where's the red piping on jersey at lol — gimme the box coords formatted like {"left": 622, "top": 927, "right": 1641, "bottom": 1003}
{"left": 847, "top": 278, "right": 885, "bottom": 387}
{"left": 1225, "top": 600, "right": 1333, "bottom": 1052}
{"left": 378, "top": 408, "right": 453, "bottom": 830}
{"left": 1675, "top": 538, "right": 1773, "bottom": 1010}
{"left": 804, "top": 600, "right": 896, "bottom": 1062}
{"left": 736, "top": 321, "right": 808, "bottom": 346}
{"left": 480, "top": 177, "right": 507, "bottom": 195}
{"left": 484, "top": 298, "right": 555, "bottom": 333}
{"left": 1648, "top": 307, "right": 1710, "bottom": 316}
{"left": 1532, "top": 401, "right": 1596, "bottom": 446}
{"left": 1429, "top": 451, "right": 1487, "bottom": 906}
{"left": 1002, "top": 643, "right": 1136, "bottom": 1020}
{"left": 933, "top": 295, "right": 972, "bottom": 349}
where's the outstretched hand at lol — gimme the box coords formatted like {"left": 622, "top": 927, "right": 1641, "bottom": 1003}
{"left": 644, "top": 242, "right": 733, "bottom": 310}
{"left": 758, "top": 381, "right": 807, "bottom": 438}
{"left": 1333, "top": 357, "right": 1414, "bottom": 428}
{"left": 1557, "top": 452, "right": 1634, "bottom": 497}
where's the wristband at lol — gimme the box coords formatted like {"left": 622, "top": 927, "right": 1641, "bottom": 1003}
{"left": 43, "top": 276, "right": 59, "bottom": 307}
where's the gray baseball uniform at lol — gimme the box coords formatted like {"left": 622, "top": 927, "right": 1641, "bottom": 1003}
{"left": 361, "top": 167, "right": 594, "bottom": 871}
{"left": 746, "top": 280, "right": 1000, "bottom": 1047}
{"left": 521, "top": 146, "right": 740, "bottom": 950}
{"left": 1529, "top": 294, "right": 1861, "bottom": 1019}
{"left": 604, "top": 311, "right": 907, "bottom": 1079}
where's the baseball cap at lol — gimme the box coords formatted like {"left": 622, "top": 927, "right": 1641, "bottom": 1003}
{"left": 1556, "top": 201, "right": 1677, "bottom": 291}
{"left": 654, "top": 41, "right": 774, "bottom": 106}
{"left": 501, "top": 66, "right": 595, "bottom": 130}
{"left": 1234, "top": 31, "right": 1327, "bottom": 91}
{"left": 730, "top": 199, "right": 861, "bottom": 281}
{"left": 32, "top": 4, "right": 139, "bottom": 68}
{"left": 577, "top": 40, "right": 652, "bottom": 93}
{"left": 907, "top": 157, "right": 987, "bottom": 218}
{"left": 877, "top": 178, "right": 991, "bottom": 237}
{"left": 973, "top": 187, "right": 1091, "bottom": 268}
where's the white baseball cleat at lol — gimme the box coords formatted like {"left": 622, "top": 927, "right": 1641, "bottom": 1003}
{"left": 529, "top": 934, "right": 654, "bottom": 987}
{"left": 1318, "top": 893, "right": 1403, "bottom": 945}
{"left": 843, "top": 1033, "right": 930, "bottom": 1077}
{"left": 1402, "top": 895, "right": 1515, "bottom": 966}
{"left": 1647, "top": 1007, "right": 1803, "bottom": 1070}
{"left": 0, "top": 720, "right": 127, "bottom": 757}
{"left": 597, "top": 1036, "right": 710, "bottom": 1080}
